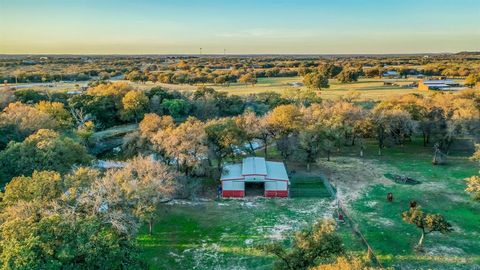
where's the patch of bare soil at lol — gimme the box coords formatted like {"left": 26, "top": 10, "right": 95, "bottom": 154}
{"left": 314, "top": 157, "right": 393, "bottom": 203}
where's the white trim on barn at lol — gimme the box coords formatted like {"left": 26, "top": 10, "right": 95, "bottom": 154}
{"left": 221, "top": 157, "right": 289, "bottom": 198}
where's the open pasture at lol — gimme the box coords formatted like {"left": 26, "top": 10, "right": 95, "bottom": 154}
{"left": 318, "top": 139, "right": 480, "bottom": 269}
{"left": 153, "top": 77, "right": 424, "bottom": 100}
{"left": 137, "top": 176, "right": 365, "bottom": 270}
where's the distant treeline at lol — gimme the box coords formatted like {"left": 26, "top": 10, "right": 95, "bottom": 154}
{"left": 1, "top": 54, "right": 479, "bottom": 85}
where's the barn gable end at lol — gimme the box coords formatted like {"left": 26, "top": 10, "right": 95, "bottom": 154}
{"left": 220, "top": 157, "right": 289, "bottom": 198}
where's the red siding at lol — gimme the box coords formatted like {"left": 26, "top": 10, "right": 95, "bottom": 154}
{"left": 222, "top": 190, "right": 244, "bottom": 198}
{"left": 265, "top": 190, "right": 289, "bottom": 198}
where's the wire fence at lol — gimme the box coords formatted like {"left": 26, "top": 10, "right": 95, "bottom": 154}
{"left": 319, "top": 173, "right": 385, "bottom": 269}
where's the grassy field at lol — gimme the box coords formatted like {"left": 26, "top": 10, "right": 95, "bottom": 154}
{"left": 324, "top": 78, "right": 421, "bottom": 100}
{"left": 136, "top": 138, "right": 480, "bottom": 269}
{"left": 10, "top": 77, "right": 430, "bottom": 101}
{"left": 153, "top": 77, "right": 424, "bottom": 100}
{"left": 317, "top": 139, "right": 480, "bottom": 269}
{"left": 249, "top": 139, "right": 480, "bottom": 269}
{"left": 137, "top": 176, "right": 366, "bottom": 270}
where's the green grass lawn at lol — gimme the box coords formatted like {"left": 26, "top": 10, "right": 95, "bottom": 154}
{"left": 343, "top": 140, "right": 480, "bottom": 269}
{"left": 134, "top": 135, "right": 368, "bottom": 269}
{"left": 256, "top": 139, "right": 480, "bottom": 269}
{"left": 289, "top": 176, "right": 331, "bottom": 198}
{"left": 137, "top": 176, "right": 364, "bottom": 270}
{"left": 136, "top": 138, "right": 479, "bottom": 269}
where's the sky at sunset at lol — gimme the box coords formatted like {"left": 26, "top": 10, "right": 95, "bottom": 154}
{"left": 1, "top": 0, "right": 479, "bottom": 54}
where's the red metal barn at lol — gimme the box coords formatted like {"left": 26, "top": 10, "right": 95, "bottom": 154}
{"left": 221, "top": 157, "right": 289, "bottom": 198}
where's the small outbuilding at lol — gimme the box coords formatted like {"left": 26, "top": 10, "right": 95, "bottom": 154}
{"left": 221, "top": 157, "right": 289, "bottom": 198}
{"left": 418, "top": 79, "right": 461, "bottom": 91}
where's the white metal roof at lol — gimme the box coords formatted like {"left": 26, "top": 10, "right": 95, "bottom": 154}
{"left": 265, "top": 161, "right": 289, "bottom": 181}
{"left": 221, "top": 157, "right": 288, "bottom": 182}
{"left": 423, "top": 80, "right": 455, "bottom": 85}
{"left": 221, "top": 164, "right": 243, "bottom": 180}
{"left": 242, "top": 157, "right": 267, "bottom": 175}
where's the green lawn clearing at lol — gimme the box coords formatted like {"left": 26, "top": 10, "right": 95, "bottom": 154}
{"left": 320, "top": 139, "right": 480, "bottom": 269}
{"left": 137, "top": 194, "right": 364, "bottom": 269}
{"left": 289, "top": 176, "right": 332, "bottom": 198}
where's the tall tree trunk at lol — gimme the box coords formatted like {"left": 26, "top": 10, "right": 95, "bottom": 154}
{"left": 417, "top": 230, "right": 425, "bottom": 247}
{"left": 377, "top": 128, "right": 384, "bottom": 156}
{"left": 264, "top": 141, "right": 268, "bottom": 159}
{"left": 148, "top": 218, "right": 154, "bottom": 235}
{"left": 217, "top": 158, "right": 223, "bottom": 173}
{"left": 432, "top": 150, "right": 438, "bottom": 165}
{"left": 249, "top": 141, "right": 255, "bottom": 155}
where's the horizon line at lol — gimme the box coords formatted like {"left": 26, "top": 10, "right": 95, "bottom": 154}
{"left": 1, "top": 51, "right": 477, "bottom": 56}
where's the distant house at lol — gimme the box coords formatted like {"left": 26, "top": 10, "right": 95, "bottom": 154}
{"left": 66, "top": 90, "right": 82, "bottom": 95}
{"left": 220, "top": 157, "right": 289, "bottom": 198}
{"left": 22, "top": 60, "right": 37, "bottom": 65}
{"left": 288, "top": 82, "right": 303, "bottom": 87}
{"left": 382, "top": 71, "right": 399, "bottom": 78}
{"left": 418, "top": 79, "right": 461, "bottom": 91}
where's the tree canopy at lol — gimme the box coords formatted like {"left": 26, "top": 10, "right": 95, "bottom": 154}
{"left": 303, "top": 72, "right": 329, "bottom": 90}
{"left": 0, "top": 129, "right": 91, "bottom": 182}
{"left": 260, "top": 220, "right": 344, "bottom": 270}
{"left": 402, "top": 206, "right": 453, "bottom": 249}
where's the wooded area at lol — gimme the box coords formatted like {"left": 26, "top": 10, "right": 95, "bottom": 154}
{"left": 0, "top": 54, "right": 479, "bottom": 269}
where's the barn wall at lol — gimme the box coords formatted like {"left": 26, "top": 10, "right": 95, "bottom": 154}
{"left": 265, "top": 180, "right": 288, "bottom": 197}
{"left": 264, "top": 181, "right": 276, "bottom": 190}
{"left": 265, "top": 181, "right": 287, "bottom": 190}
{"left": 222, "top": 181, "right": 245, "bottom": 198}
